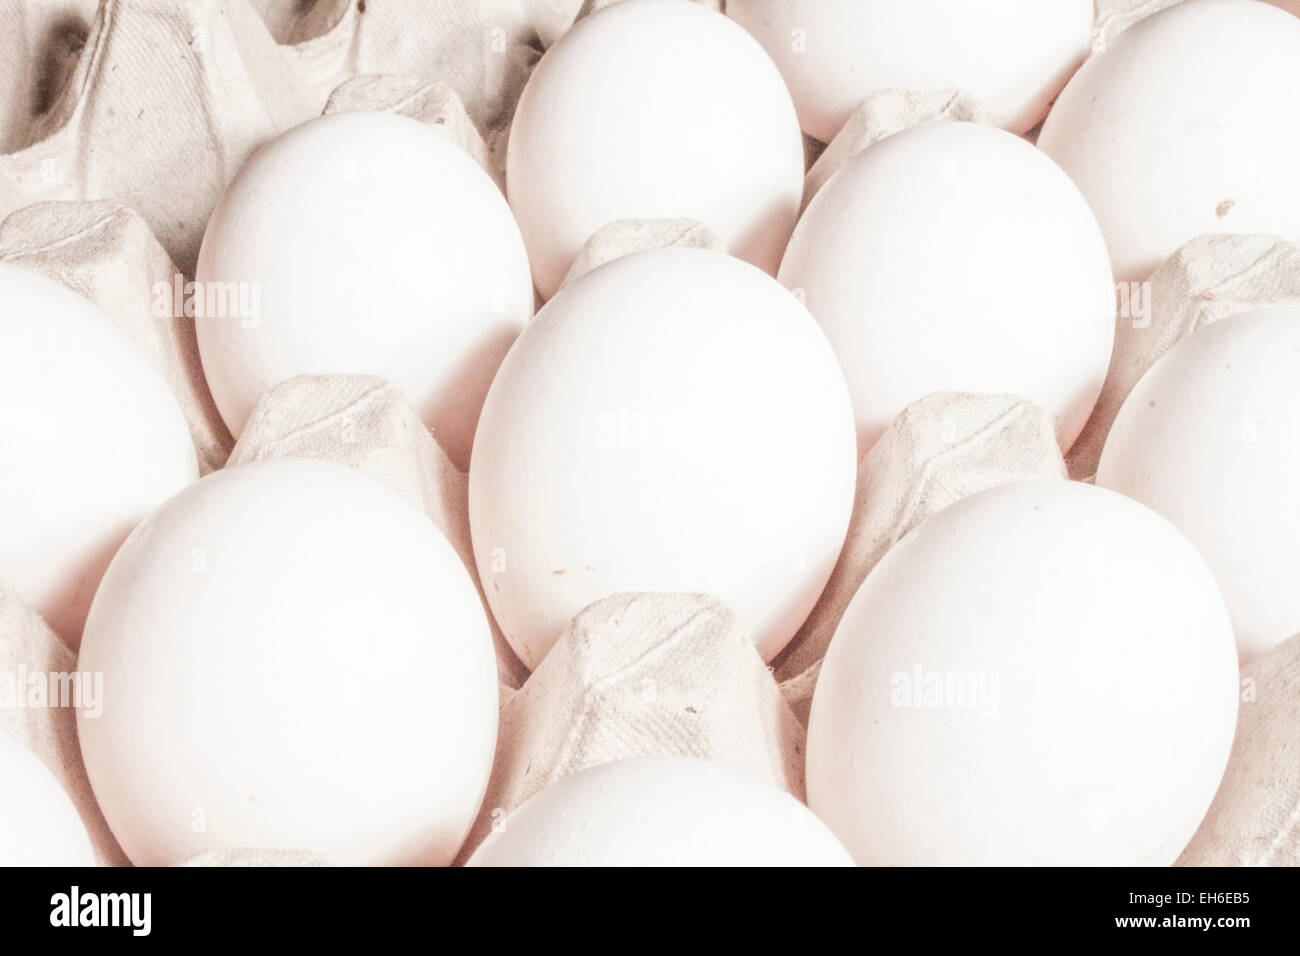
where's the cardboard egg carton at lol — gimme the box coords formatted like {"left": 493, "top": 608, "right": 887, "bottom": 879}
{"left": 1, "top": 0, "right": 1298, "bottom": 866}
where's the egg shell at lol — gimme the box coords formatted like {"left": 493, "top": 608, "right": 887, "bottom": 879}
{"left": 1038, "top": 0, "right": 1300, "bottom": 284}
{"left": 195, "top": 110, "right": 534, "bottom": 470}
{"left": 76, "top": 457, "right": 499, "bottom": 866}
{"left": 0, "top": 730, "right": 96, "bottom": 867}
{"left": 0, "top": 263, "right": 198, "bottom": 643}
{"left": 807, "top": 479, "right": 1239, "bottom": 865}
{"left": 779, "top": 121, "right": 1115, "bottom": 458}
{"left": 1097, "top": 306, "right": 1300, "bottom": 662}
{"left": 506, "top": 0, "right": 804, "bottom": 299}
{"left": 727, "top": 0, "right": 1093, "bottom": 143}
{"left": 467, "top": 756, "right": 854, "bottom": 866}
{"left": 468, "top": 246, "right": 857, "bottom": 669}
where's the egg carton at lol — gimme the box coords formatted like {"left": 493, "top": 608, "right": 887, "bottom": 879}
{"left": 1, "top": 0, "right": 1298, "bottom": 867}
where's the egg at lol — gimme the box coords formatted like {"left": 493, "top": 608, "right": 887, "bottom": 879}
{"left": 195, "top": 110, "right": 534, "bottom": 470}
{"left": 0, "top": 263, "right": 197, "bottom": 644}
{"left": 807, "top": 479, "right": 1239, "bottom": 865}
{"left": 1097, "top": 307, "right": 1300, "bottom": 662}
{"left": 1038, "top": 0, "right": 1300, "bottom": 284}
{"left": 0, "top": 730, "right": 96, "bottom": 866}
{"left": 76, "top": 457, "right": 498, "bottom": 866}
{"left": 506, "top": 0, "right": 804, "bottom": 299}
{"left": 467, "top": 756, "right": 853, "bottom": 866}
{"left": 727, "top": 0, "right": 1093, "bottom": 143}
{"left": 469, "top": 247, "right": 857, "bottom": 669}
{"left": 779, "top": 121, "right": 1115, "bottom": 458}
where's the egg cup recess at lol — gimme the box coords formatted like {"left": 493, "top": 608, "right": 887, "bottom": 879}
{"left": 0, "top": 262, "right": 198, "bottom": 649}
{"left": 1038, "top": 0, "right": 1300, "bottom": 285}
{"left": 506, "top": 0, "right": 805, "bottom": 300}
{"left": 779, "top": 121, "right": 1116, "bottom": 459}
{"left": 194, "top": 110, "right": 534, "bottom": 472}
{"left": 727, "top": 0, "right": 1094, "bottom": 143}
{"left": 807, "top": 480, "right": 1239, "bottom": 866}
{"left": 75, "top": 458, "right": 499, "bottom": 867}
{"left": 468, "top": 246, "right": 858, "bottom": 670}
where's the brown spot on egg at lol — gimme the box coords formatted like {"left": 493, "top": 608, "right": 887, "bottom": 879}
{"left": 1216, "top": 199, "right": 1235, "bottom": 218}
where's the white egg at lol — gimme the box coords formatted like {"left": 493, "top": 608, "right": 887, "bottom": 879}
{"left": 727, "top": 0, "right": 1093, "bottom": 143}
{"left": 0, "top": 730, "right": 96, "bottom": 866}
{"left": 779, "top": 121, "right": 1115, "bottom": 457}
{"left": 807, "top": 479, "right": 1239, "bottom": 866}
{"left": 506, "top": 0, "right": 804, "bottom": 299}
{"left": 76, "top": 457, "right": 498, "bottom": 866}
{"left": 0, "top": 263, "right": 197, "bottom": 645}
{"left": 467, "top": 756, "right": 853, "bottom": 866}
{"left": 469, "top": 247, "right": 857, "bottom": 669}
{"left": 1098, "top": 307, "right": 1300, "bottom": 662}
{"left": 1038, "top": 0, "right": 1300, "bottom": 284}
{"left": 195, "top": 110, "right": 534, "bottom": 470}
